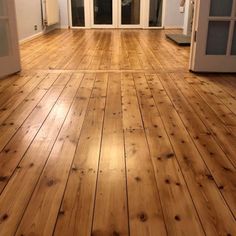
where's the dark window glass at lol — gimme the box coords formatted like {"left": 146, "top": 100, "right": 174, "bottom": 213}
{"left": 209, "top": 0, "right": 233, "bottom": 17}
{"left": 71, "top": 0, "right": 85, "bottom": 27}
{"left": 121, "top": 0, "right": 140, "bottom": 25}
{"left": 231, "top": 24, "right": 236, "bottom": 55}
{"left": 149, "top": 0, "right": 163, "bottom": 27}
{"left": 206, "top": 21, "right": 230, "bottom": 55}
{"left": 94, "top": 0, "right": 112, "bottom": 25}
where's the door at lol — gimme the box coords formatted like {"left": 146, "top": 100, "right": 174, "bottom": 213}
{"left": 119, "top": 0, "right": 142, "bottom": 28}
{"left": 91, "top": 0, "right": 117, "bottom": 28}
{"left": 0, "top": 0, "right": 21, "bottom": 78}
{"left": 147, "top": 0, "right": 163, "bottom": 28}
{"left": 190, "top": 0, "right": 236, "bottom": 72}
{"left": 71, "top": 0, "right": 164, "bottom": 29}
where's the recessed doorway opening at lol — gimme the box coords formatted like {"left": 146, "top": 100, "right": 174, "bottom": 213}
{"left": 69, "top": 0, "right": 164, "bottom": 28}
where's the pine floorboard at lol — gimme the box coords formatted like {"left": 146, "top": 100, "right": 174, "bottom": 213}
{"left": 0, "top": 29, "right": 235, "bottom": 236}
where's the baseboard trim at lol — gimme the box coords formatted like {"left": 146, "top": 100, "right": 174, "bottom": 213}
{"left": 19, "top": 27, "right": 59, "bottom": 45}
{"left": 19, "top": 31, "right": 44, "bottom": 45}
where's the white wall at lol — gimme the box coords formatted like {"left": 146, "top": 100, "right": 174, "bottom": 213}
{"left": 164, "top": 0, "right": 184, "bottom": 28}
{"left": 15, "top": 0, "right": 60, "bottom": 42}
{"left": 15, "top": 0, "right": 43, "bottom": 41}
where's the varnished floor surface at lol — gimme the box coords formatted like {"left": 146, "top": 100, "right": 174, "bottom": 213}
{"left": 0, "top": 29, "right": 235, "bottom": 236}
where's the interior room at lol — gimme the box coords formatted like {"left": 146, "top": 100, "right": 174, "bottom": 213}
{"left": 0, "top": 0, "right": 235, "bottom": 235}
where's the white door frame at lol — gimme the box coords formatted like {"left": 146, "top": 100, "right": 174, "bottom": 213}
{"left": 69, "top": 0, "right": 165, "bottom": 29}
{"left": 190, "top": 0, "right": 236, "bottom": 72}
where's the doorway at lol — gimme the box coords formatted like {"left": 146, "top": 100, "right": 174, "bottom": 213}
{"left": 69, "top": 0, "right": 164, "bottom": 29}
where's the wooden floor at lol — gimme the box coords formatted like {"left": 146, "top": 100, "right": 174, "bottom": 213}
{"left": 0, "top": 29, "right": 235, "bottom": 236}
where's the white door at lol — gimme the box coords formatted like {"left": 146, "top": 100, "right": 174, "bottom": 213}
{"left": 0, "top": 0, "right": 21, "bottom": 78}
{"left": 190, "top": 0, "right": 236, "bottom": 72}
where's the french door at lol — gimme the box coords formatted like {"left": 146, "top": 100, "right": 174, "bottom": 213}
{"left": 69, "top": 0, "right": 164, "bottom": 29}
{"left": 0, "top": 0, "right": 21, "bottom": 78}
{"left": 92, "top": 0, "right": 117, "bottom": 28}
{"left": 118, "top": 0, "right": 142, "bottom": 28}
{"left": 190, "top": 0, "right": 236, "bottom": 72}
{"left": 91, "top": 0, "right": 142, "bottom": 28}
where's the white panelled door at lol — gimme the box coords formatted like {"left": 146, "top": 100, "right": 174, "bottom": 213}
{"left": 190, "top": 0, "right": 236, "bottom": 72}
{"left": 0, "top": 0, "right": 21, "bottom": 78}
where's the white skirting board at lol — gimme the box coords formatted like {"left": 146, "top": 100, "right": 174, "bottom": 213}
{"left": 19, "top": 26, "right": 58, "bottom": 45}
{"left": 19, "top": 31, "right": 44, "bottom": 45}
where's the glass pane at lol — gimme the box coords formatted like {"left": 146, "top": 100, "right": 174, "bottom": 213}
{"left": 210, "top": 0, "right": 233, "bottom": 16}
{"left": 71, "top": 0, "right": 85, "bottom": 27}
{"left": 0, "top": 0, "right": 6, "bottom": 16}
{"left": 94, "top": 0, "right": 112, "bottom": 25}
{"left": 0, "top": 20, "right": 10, "bottom": 57}
{"left": 122, "top": 0, "right": 140, "bottom": 25}
{"left": 206, "top": 21, "right": 230, "bottom": 55}
{"left": 149, "top": 0, "right": 163, "bottom": 27}
{"left": 231, "top": 24, "right": 236, "bottom": 55}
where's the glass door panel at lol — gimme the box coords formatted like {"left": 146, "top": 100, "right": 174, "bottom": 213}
{"left": 0, "top": 0, "right": 6, "bottom": 16}
{"left": 121, "top": 0, "right": 140, "bottom": 25}
{"left": 94, "top": 0, "right": 113, "bottom": 25}
{"left": 71, "top": 0, "right": 85, "bottom": 27}
{"left": 206, "top": 21, "right": 230, "bottom": 55}
{"left": 209, "top": 0, "right": 233, "bottom": 16}
{"left": 149, "top": 0, "right": 163, "bottom": 27}
{"left": 231, "top": 25, "right": 236, "bottom": 55}
{"left": 0, "top": 20, "right": 10, "bottom": 57}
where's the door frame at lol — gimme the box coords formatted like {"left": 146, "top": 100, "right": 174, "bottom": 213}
{"left": 69, "top": 0, "right": 165, "bottom": 29}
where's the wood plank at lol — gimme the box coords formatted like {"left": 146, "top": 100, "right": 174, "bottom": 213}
{"left": 0, "top": 73, "right": 82, "bottom": 236}
{"left": 184, "top": 75, "right": 236, "bottom": 127}
{"left": 147, "top": 73, "right": 236, "bottom": 236}
{"left": 193, "top": 75, "right": 236, "bottom": 115}
{"left": 0, "top": 74, "right": 73, "bottom": 193}
{"left": 0, "top": 73, "right": 50, "bottom": 125}
{"left": 54, "top": 73, "right": 107, "bottom": 236}
{"left": 0, "top": 73, "right": 50, "bottom": 151}
{"left": 0, "top": 74, "right": 21, "bottom": 93}
{"left": 0, "top": 73, "right": 34, "bottom": 108}
{"left": 92, "top": 73, "right": 129, "bottom": 236}
{"left": 160, "top": 72, "right": 236, "bottom": 218}
{"left": 133, "top": 73, "right": 204, "bottom": 235}
{"left": 173, "top": 73, "right": 236, "bottom": 168}
{"left": 16, "top": 73, "right": 102, "bottom": 236}
{"left": 121, "top": 73, "right": 167, "bottom": 236}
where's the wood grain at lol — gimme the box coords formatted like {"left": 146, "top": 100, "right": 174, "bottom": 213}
{"left": 0, "top": 29, "right": 235, "bottom": 236}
